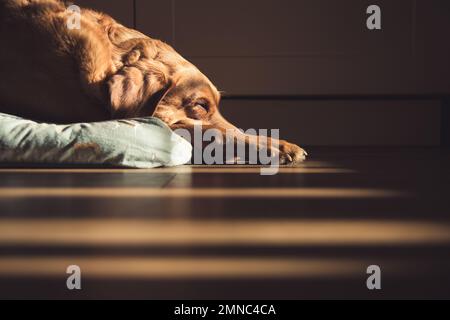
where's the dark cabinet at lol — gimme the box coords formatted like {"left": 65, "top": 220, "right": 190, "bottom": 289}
{"left": 135, "top": 0, "right": 450, "bottom": 96}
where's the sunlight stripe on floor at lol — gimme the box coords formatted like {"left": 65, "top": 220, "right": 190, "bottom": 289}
{"left": 0, "top": 256, "right": 383, "bottom": 279}
{"left": 0, "top": 166, "right": 351, "bottom": 174}
{"left": 0, "top": 219, "right": 448, "bottom": 246}
{"left": 0, "top": 187, "right": 405, "bottom": 198}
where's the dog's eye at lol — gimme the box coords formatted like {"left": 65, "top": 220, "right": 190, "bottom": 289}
{"left": 195, "top": 101, "right": 209, "bottom": 112}
{"left": 187, "top": 103, "right": 208, "bottom": 120}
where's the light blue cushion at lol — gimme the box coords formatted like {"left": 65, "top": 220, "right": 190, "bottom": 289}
{"left": 0, "top": 113, "right": 192, "bottom": 168}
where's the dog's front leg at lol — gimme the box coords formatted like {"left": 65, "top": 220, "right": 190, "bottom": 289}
{"left": 171, "top": 117, "right": 307, "bottom": 165}
{"left": 228, "top": 131, "right": 307, "bottom": 165}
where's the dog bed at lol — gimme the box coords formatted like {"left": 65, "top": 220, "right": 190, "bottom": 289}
{"left": 0, "top": 113, "right": 192, "bottom": 168}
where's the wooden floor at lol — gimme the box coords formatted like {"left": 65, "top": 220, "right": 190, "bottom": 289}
{"left": 0, "top": 148, "right": 450, "bottom": 299}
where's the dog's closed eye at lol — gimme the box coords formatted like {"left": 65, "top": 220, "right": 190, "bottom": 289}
{"left": 196, "top": 100, "right": 210, "bottom": 111}
{"left": 186, "top": 105, "right": 207, "bottom": 119}
{"left": 185, "top": 99, "right": 209, "bottom": 119}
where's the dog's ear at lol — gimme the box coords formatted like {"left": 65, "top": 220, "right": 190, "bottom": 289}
{"left": 107, "top": 66, "right": 171, "bottom": 118}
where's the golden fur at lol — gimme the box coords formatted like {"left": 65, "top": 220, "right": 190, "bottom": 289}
{"left": 0, "top": 0, "right": 305, "bottom": 163}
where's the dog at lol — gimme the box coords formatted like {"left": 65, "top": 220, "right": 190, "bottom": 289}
{"left": 0, "top": 0, "right": 306, "bottom": 164}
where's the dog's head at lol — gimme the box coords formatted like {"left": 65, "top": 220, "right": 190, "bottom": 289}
{"left": 107, "top": 41, "right": 233, "bottom": 133}
{"left": 153, "top": 68, "right": 227, "bottom": 131}
{"left": 106, "top": 38, "right": 306, "bottom": 164}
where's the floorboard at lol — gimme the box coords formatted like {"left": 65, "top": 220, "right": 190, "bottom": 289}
{"left": 0, "top": 147, "right": 449, "bottom": 299}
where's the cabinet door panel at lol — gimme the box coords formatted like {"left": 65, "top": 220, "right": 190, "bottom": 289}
{"left": 220, "top": 99, "right": 441, "bottom": 146}
{"left": 135, "top": 0, "right": 174, "bottom": 44}
{"left": 175, "top": 0, "right": 411, "bottom": 58}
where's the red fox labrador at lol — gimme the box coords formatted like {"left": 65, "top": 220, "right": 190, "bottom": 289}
{"left": 0, "top": 0, "right": 306, "bottom": 164}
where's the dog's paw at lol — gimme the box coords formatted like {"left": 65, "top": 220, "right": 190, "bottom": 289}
{"left": 278, "top": 141, "right": 307, "bottom": 165}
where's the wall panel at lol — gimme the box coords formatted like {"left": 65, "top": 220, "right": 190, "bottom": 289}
{"left": 220, "top": 99, "right": 441, "bottom": 146}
